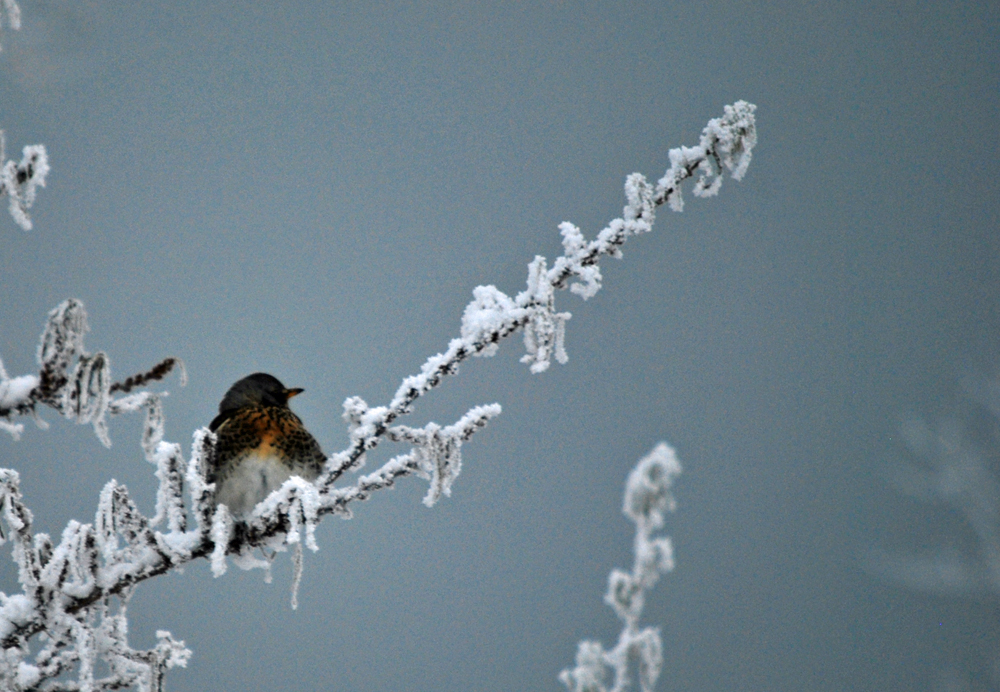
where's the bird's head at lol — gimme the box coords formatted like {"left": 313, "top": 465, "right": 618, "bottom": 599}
{"left": 211, "top": 373, "right": 304, "bottom": 430}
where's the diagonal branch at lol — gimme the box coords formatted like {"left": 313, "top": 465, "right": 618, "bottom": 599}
{"left": 317, "top": 100, "right": 756, "bottom": 484}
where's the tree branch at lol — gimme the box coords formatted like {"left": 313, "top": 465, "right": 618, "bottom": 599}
{"left": 0, "top": 101, "right": 757, "bottom": 691}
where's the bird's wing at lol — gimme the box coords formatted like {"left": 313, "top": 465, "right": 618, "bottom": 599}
{"left": 209, "top": 408, "right": 237, "bottom": 432}
{"left": 208, "top": 410, "right": 261, "bottom": 486}
{"left": 275, "top": 410, "right": 327, "bottom": 477}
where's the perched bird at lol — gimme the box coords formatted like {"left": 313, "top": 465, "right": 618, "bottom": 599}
{"left": 207, "top": 373, "right": 326, "bottom": 517}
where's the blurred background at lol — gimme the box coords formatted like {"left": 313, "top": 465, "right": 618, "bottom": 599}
{"left": 1, "top": 1, "right": 998, "bottom": 690}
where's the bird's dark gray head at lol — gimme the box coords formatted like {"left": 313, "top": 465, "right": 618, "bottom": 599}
{"left": 210, "top": 373, "right": 304, "bottom": 431}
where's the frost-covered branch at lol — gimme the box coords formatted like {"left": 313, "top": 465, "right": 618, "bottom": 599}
{"left": 312, "top": 100, "right": 756, "bottom": 496}
{"left": 0, "top": 102, "right": 756, "bottom": 690}
{"left": 0, "top": 306, "right": 502, "bottom": 689}
{"left": 0, "top": 299, "right": 185, "bottom": 445}
{"left": 560, "top": 443, "right": 682, "bottom": 692}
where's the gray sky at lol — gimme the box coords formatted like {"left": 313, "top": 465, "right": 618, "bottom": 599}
{"left": 1, "top": 1, "right": 998, "bottom": 690}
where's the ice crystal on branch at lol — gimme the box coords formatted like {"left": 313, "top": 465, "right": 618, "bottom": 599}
{"left": 387, "top": 403, "right": 502, "bottom": 507}
{"left": 0, "top": 131, "right": 48, "bottom": 231}
{"left": 560, "top": 443, "right": 682, "bottom": 692}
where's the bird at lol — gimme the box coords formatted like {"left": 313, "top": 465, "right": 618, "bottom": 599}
{"left": 207, "top": 373, "right": 326, "bottom": 518}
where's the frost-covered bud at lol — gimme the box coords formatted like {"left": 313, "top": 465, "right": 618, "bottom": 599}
{"left": 1, "top": 135, "right": 49, "bottom": 230}
{"left": 691, "top": 152, "right": 724, "bottom": 199}
{"left": 141, "top": 394, "right": 165, "bottom": 456}
{"left": 559, "top": 640, "right": 609, "bottom": 692}
{"left": 149, "top": 441, "right": 187, "bottom": 534}
{"left": 623, "top": 442, "right": 681, "bottom": 530}
{"left": 341, "top": 395, "right": 368, "bottom": 428}
{"left": 63, "top": 351, "right": 113, "bottom": 446}
{"left": 36, "top": 299, "right": 87, "bottom": 378}
{"left": 604, "top": 568, "right": 643, "bottom": 623}
{"left": 154, "top": 630, "right": 192, "bottom": 670}
{"left": 0, "top": 593, "right": 36, "bottom": 642}
{"left": 622, "top": 173, "right": 654, "bottom": 236}
{"left": 0, "top": 372, "right": 38, "bottom": 413}
{"left": 631, "top": 627, "right": 664, "bottom": 692}
{"left": 461, "top": 285, "right": 519, "bottom": 357}
{"left": 709, "top": 100, "right": 757, "bottom": 180}
{"left": 635, "top": 536, "right": 674, "bottom": 588}
{"left": 560, "top": 220, "right": 586, "bottom": 255}
{"left": 15, "top": 661, "right": 40, "bottom": 689}
{"left": 519, "top": 255, "right": 572, "bottom": 373}
{"left": 210, "top": 505, "right": 233, "bottom": 577}
{"left": 558, "top": 222, "right": 604, "bottom": 300}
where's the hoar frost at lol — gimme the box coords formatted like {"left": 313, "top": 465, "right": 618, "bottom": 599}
{"left": 560, "top": 443, "right": 682, "bottom": 692}
{"left": 0, "top": 101, "right": 755, "bottom": 691}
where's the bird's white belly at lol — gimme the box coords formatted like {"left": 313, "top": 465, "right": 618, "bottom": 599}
{"left": 215, "top": 451, "right": 294, "bottom": 517}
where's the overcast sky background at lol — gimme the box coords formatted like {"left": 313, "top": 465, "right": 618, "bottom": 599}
{"left": 1, "top": 1, "right": 998, "bottom": 690}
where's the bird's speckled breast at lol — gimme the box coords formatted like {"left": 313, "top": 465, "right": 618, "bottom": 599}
{"left": 210, "top": 405, "right": 325, "bottom": 517}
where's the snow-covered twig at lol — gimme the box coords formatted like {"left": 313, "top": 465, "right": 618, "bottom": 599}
{"left": 0, "top": 102, "right": 756, "bottom": 690}
{"left": 1, "top": 4, "right": 51, "bottom": 231}
{"left": 0, "top": 299, "right": 186, "bottom": 446}
{"left": 314, "top": 100, "right": 756, "bottom": 488}
{"left": 559, "top": 443, "right": 682, "bottom": 692}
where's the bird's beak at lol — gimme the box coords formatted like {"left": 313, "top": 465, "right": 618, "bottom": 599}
{"left": 285, "top": 388, "right": 304, "bottom": 399}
